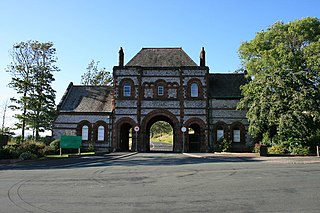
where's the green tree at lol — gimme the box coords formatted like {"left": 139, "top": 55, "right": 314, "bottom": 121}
{"left": 238, "top": 17, "right": 320, "bottom": 145}
{"left": 150, "top": 121, "right": 172, "bottom": 136}
{"left": 27, "top": 42, "right": 59, "bottom": 139}
{"left": 7, "top": 41, "right": 59, "bottom": 141}
{"left": 80, "top": 60, "right": 113, "bottom": 86}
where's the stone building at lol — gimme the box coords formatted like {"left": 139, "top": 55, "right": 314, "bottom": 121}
{"left": 53, "top": 47, "right": 252, "bottom": 152}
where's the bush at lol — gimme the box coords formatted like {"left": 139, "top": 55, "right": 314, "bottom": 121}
{"left": 17, "top": 141, "right": 46, "bottom": 157}
{"left": 40, "top": 146, "right": 56, "bottom": 156}
{"left": 0, "top": 148, "right": 12, "bottom": 159}
{"left": 19, "top": 151, "right": 37, "bottom": 160}
{"left": 253, "top": 143, "right": 261, "bottom": 153}
{"left": 219, "top": 138, "right": 232, "bottom": 152}
{"left": 3, "top": 145, "right": 21, "bottom": 158}
{"left": 50, "top": 139, "right": 60, "bottom": 152}
{"left": 268, "top": 144, "right": 286, "bottom": 154}
{"left": 288, "top": 145, "right": 310, "bottom": 155}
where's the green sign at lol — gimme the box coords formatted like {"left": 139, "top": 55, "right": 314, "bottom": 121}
{"left": 60, "top": 136, "right": 82, "bottom": 149}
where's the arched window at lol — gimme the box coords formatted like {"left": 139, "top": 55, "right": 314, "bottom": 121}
{"left": 123, "top": 82, "right": 131, "bottom": 97}
{"left": 216, "top": 127, "right": 224, "bottom": 142}
{"left": 82, "top": 125, "right": 89, "bottom": 141}
{"left": 97, "top": 126, "right": 105, "bottom": 141}
{"left": 233, "top": 127, "right": 241, "bottom": 143}
{"left": 191, "top": 83, "right": 198, "bottom": 97}
{"left": 157, "top": 85, "right": 164, "bottom": 96}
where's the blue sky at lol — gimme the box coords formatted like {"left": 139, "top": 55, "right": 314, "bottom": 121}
{"left": 0, "top": 0, "right": 319, "bottom": 132}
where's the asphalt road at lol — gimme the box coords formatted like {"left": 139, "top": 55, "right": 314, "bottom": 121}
{"left": 0, "top": 153, "right": 320, "bottom": 213}
{"left": 150, "top": 141, "right": 173, "bottom": 151}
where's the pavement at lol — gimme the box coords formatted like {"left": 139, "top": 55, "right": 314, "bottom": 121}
{"left": 1, "top": 151, "right": 320, "bottom": 168}
{"left": 1, "top": 152, "right": 320, "bottom": 213}
{"left": 183, "top": 152, "right": 320, "bottom": 164}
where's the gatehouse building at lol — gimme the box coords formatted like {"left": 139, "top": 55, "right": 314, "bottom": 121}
{"left": 53, "top": 47, "right": 252, "bottom": 152}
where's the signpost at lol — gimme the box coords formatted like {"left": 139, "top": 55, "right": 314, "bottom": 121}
{"left": 181, "top": 126, "right": 187, "bottom": 153}
{"left": 134, "top": 126, "right": 139, "bottom": 152}
{"left": 60, "top": 136, "right": 82, "bottom": 155}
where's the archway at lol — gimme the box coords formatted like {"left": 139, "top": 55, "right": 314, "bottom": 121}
{"left": 114, "top": 117, "right": 136, "bottom": 151}
{"left": 141, "top": 110, "right": 181, "bottom": 152}
{"left": 188, "top": 123, "right": 201, "bottom": 152}
{"left": 149, "top": 120, "right": 174, "bottom": 152}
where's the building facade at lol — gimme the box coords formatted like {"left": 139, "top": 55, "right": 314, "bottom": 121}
{"left": 53, "top": 47, "right": 253, "bottom": 152}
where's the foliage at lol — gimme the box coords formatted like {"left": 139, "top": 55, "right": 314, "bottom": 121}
{"left": 6, "top": 40, "right": 59, "bottom": 141}
{"left": 268, "top": 144, "right": 286, "bottom": 155}
{"left": 80, "top": 60, "right": 113, "bottom": 86}
{"left": 218, "top": 138, "right": 232, "bottom": 152}
{"left": 150, "top": 121, "right": 172, "bottom": 136}
{"left": 50, "top": 139, "right": 60, "bottom": 152}
{"left": 87, "top": 142, "right": 95, "bottom": 152}
{"left": 238, "top": 17, "right": 320, "bottom": 146}
{"left": 253, "top": 143, "right": 261, "bottom": 153}
{"left": 19, "top": 151, "right": 37, "bottom": 160}
{"left": 0, "top": 148, "right": 12, "bottom": 159}
{"left": 268, "top": 143, "right": 310, "bottom": 155}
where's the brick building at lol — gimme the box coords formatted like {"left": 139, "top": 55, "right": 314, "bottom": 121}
{"left": 53, "top": 47, "right": 253, "bottom": 152}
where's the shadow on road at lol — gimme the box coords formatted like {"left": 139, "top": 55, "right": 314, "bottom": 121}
{"left": 0, "top": 152, "right": 262, "bottom": 171}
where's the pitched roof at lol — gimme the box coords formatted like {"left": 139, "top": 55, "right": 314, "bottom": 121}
{"left": 58, "top": 83, "right": 113, "bottom": 113}
{"left": 208, "top": 73, "right": 247, "bottom": 99}
{"left": 126, "top": 48, "right": 198, "bottom": 67}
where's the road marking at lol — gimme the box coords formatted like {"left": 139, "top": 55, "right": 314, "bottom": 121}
{"left": 182, "top": 153, "right": 204, "bottom": 158}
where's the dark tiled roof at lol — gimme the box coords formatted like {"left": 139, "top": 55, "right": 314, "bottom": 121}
{"left": 58, "top": 83, "right": 113, "bottom": 113}
{"left": 126, "top": 48, "right": 198, "bottom": 67}
{"left": 208, "top": 73, "right": 247, "bottom": 99}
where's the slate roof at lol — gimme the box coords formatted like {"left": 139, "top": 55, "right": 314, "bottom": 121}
{"left": 126, "top": 48, "right": 198, "bottom": 67}
{"left": 58, "top": 83, "right": 113, "bottom": 113}
{"left": 208, "top": 73, "right": 247, "bottom": 99}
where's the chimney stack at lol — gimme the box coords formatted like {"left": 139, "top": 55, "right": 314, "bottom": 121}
{"left": 119, "top": 47, "right": 124, "bottom": 66}
{"left": 200, "top": 47, "right": 206, "bottom": 67}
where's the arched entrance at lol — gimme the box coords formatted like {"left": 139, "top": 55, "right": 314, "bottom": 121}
{"left": 185, "top": 118, "right": 207, "bottom": 152}
{"left": 148, "top": 119, "right": 174, "bottom": 152}
{"left": 114, "top": 117, "right": 136, "bottom": 151}
{"left": 119, "top": 123, "right": 133, "bottom": 151}
{"left": 188, "top": 123, "right": 201, "bottom": 152}
{"left": 141, "top": 110, "right": 181, "bottom": 152}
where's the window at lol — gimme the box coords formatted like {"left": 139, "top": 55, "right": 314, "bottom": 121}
{"left": 123, "top": 83, "right": 131, "bottom": 97}
{"left": 158, "top": 85, "right": 164, "bottom": 96}
{"left": 233, "top": 129, "right": 241, "bottom": 142}
{"left": 82, "top": 125, "right": 89, "bottom": 140}
{"left": 97, "top": 126, "right": 105, "bottom": 141}
{"left": 217, "top": 129, "right": 224, "bottom": 142}
{"left": 191, "top": 83, "right": 199, "bottom": 97}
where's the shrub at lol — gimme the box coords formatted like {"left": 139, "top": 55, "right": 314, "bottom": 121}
{"left": 219, "top": 138, "right": 232, "bottom": 152}
{"left": 17, "top": 141, "right": 46, "bottom": 157}
{"left": 288, "top": 145, "right": 310, "bottom": 155}
{"left": 268, "top": 144, "right": 286, "bottom": 155}
{"left": 40, "top": 146, "right": 56, "bottom": 156}
{"left": 253, "top": 143, "right": 261, "bottom": 153}
{"left": 19, "top": 151, "right": 37, "bottom": 160}
{"left": 0, "top": 148, "right": 12, "bottom": 159}
{"left": 50, "top": 139, "right": 60, "bottom": 152}
{"left": 3, "top": 145, "right": 21, "bottom": 158}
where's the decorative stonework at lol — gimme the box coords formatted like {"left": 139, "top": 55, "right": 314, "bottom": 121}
{"left": 144, "top": 88, "right": 153, "bottom": 98}
{"left": 168, "top": 88, "right": 177, "bottom": 99}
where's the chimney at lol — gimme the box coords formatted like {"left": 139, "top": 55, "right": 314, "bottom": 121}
{"left": 200, "top": 47, "right": 206, "bottom": 67}
{"left": 119, "top": 47, "right": 124, "bottom": 66}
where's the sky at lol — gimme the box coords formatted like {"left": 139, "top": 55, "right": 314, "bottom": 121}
{"left": 0, "top": 0, "right": 319, "bottom": 135}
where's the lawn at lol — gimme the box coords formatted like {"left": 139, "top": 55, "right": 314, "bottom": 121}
{"left": 150, "top": 133, "right": 173, "bottom": 144}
